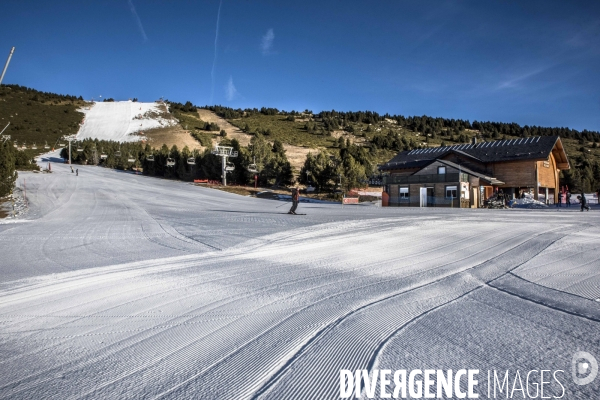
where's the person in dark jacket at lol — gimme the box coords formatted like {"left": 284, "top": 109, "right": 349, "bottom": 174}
{"left": 566, "top": 191, "right": 571, "bottom": 207}
{"left": 288, "top": 186, "right": 300, "bottom": 214}
{"left": 581, "top": 193, "right": 590, "bottom": 212}
{"left": 556, "top": 191, "right": 563, "bottom": 207}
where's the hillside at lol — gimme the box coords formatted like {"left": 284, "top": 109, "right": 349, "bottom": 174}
{"left": 2, "top": 83, "right": 600, "bottom": 192}
{"left": 76, "top": 101, "right": 178, "bottom": 142}
{"left": 0, "top": 84, "right": 86, "bottom": 151}
{"left": 206, "top": 105, "right": 600, "bottom": 192}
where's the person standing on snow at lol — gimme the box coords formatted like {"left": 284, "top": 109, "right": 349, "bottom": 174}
{"left": 288, "top": 186, "right": 300, "bottom": 215}
{"left": 580, "top": 193, "right": 590, "bottom": 212}
{"left": 76, "top": 169, "right": 78, "bottom": 176}
{"left": 556, "top": 191, "right": 563, "bottom": 207}
{"left": 566, "top": 191, "right": 571, "bottom": 207}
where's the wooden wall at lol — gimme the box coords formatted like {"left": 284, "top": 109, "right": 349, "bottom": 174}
{"left": 491, "top": 161, "right": 537, "bottom": 187}
{"left": 537, "top": 152, "right": 558, "bottom": 189}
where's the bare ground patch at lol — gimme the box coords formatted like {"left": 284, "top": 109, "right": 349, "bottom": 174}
{"left": 197, "top": 109, "right": 319, "bottom": 171}
{"left": 143, "top": 125, "right": 203, "bottom": 151}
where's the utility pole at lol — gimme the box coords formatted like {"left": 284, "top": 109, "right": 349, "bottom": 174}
{"left": 0, "top": 47, "right": 15, "bottom": 85}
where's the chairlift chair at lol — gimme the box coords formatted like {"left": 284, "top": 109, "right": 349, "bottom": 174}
{"left": 225, "top": 161, "right": 235, "bottom": 171}
{"left": 127, "top": 154, "right": 135, "bottom": 163}
{"left": 146, "top": 154, "right": 155, "bottom": 162}
{"left": 246, "top": 157, "right": 258, "bottom": 173}
{"left": 115, "top": 150, "right": 121, "bottom": 157}
{"left": 166, "top": 158, "right": 175, "bottom": 167}
{"left": 31, "top": 143, "right": 38, "bottom": 150}
{"left": 76, "top": 145, "right": 83, "bottom": 152}
{"left": 13, "top": 141, "right": 18, "bottom": 148}
{"left": 187, "top": 157, "right": 196, "bottom": 165}
{"left": 100, "top": 153, "right": 107, "bottom": 160}
{"left": 44, "top": 142, "right": 50, "bottom": 150}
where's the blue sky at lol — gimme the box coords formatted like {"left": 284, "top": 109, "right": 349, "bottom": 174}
{"left": 1, "top": 1, "right": 599, "bottom": 131}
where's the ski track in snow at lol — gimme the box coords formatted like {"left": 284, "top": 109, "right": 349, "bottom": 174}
{"left": 1, "top": 151, "right": 599, "bottom": 399}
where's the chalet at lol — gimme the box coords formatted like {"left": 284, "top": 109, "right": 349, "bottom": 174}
{"left": 380, "top": 136, "right": 569, "bottom": 208}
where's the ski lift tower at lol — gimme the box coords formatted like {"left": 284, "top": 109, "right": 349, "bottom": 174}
{"left": 212, "top": 145, "right": 237, "bottom": 186}
{"left": 63, "top": 134, "right": 77, "bottom": 164}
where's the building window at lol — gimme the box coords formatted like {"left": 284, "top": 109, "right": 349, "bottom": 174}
{"left": 438, "top": 166, "right": 446, "bottom": 175}
{"left": 399, "top": 187, "right": 409, "bottom": 200}
{"left": 445, "top": 185, "right": 457, "bottom": 198}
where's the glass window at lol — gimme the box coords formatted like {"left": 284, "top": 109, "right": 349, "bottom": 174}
{"left": 399, "top": 187, "right": 409, "bottom": 199}
{"left": 438, "top": 166, "right": 446, "bottom": 175}
{"left": 445, "top": 185, "right": 457, "bottom": 198}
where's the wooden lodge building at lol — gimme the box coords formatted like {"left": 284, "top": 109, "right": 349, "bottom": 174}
{"left": 380, "top": 135, "right": 569, "bottom": 208}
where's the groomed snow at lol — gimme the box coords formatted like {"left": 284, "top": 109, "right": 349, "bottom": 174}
{"left": 0, "top": 150, "right": 598, "bottom": 399}
{"left": 76, "top": 101, "right": 177, "bottom": 143}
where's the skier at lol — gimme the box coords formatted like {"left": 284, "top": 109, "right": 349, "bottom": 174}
{"left": 580, "top": 193, "right": 590, "bottom": 212}
{"left": 566, "top": 191, "right": 571, "bottom": 207}
{"left": 556, "top": 191, "right": 563, "bottom": 207}
{"left": 288, "top": 186, "right": 300, "bottom": 215}
{"left": 76, "top": 169, "right": 79, "bottom": 176}
{"left": 70, "top": 166, "right": 74, "bottom": 173}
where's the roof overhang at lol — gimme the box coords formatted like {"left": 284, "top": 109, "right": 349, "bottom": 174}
{"left": 434, "top": 159, "right": 505, "bottom": 185}
{"left": 552, "top": 137, "right": 570, "bottom": 170}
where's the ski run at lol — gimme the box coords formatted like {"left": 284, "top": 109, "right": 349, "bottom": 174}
{"left": 0, "top": 150, "right": 599, "bottom": 399}
{"left": 76, "top": 101, "right": 177, "bottom": 143}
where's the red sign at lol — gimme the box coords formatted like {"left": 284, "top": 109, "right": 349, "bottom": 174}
{"left": 342, "top": 197, "right": 359, "bottom": 204}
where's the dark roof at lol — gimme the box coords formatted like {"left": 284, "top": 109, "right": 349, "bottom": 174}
{"left": 436, "top": 159, "right": 504, "bottom": 185}
{"left": 380, "top": 136, "right": 569, "bottom": 171}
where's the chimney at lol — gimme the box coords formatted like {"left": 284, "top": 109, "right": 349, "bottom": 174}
{"left": 472, "top": 137, "right": 477, "bottom": 145}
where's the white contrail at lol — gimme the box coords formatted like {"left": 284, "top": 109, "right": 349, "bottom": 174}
{"left": 127, "top": 0, "right": 148, "bottom": 41}
{"left": 210, "top": 0, "right": 223, "bottom": 104}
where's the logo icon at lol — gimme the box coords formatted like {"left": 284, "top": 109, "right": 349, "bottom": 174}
{"left": 572, "top": 351, "right": 598, "bottom": 386}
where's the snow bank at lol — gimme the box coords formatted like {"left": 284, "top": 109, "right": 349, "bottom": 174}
{"left": 510, "top": 196, "right": 548, "bottom": 209}
{"left": 76, "top": 101, "right": 177, "bottom": 143}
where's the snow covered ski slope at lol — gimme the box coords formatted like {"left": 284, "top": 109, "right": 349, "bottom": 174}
{"left": 0, "top": 151, "right": 599, "bottom": 399}
{"left": 76, "top": 101, "right": 177, "bottom": 142}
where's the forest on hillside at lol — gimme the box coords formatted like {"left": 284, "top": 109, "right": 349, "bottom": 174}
{"left": 204, "top": 105, "right": 600, "bottom": 193}
{"left": 2, "top": 83, "right": 600, "bottom": 199}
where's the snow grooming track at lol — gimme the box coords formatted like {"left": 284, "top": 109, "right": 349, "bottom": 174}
{"left": 1, "top": 157, "right": 600, "bottom": 399}
{"left": 252, "top": 229, "right": 568, "bottom": 400}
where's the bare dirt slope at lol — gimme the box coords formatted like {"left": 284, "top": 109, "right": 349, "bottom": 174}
{"left": 197, "top": 109, "right": 316, "bottom": 171}
{"left": 197, "top": 109, "right": 251, "bottom": 146}
{"left": 143, "top": 125, "right": 202, "bottom": 151}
